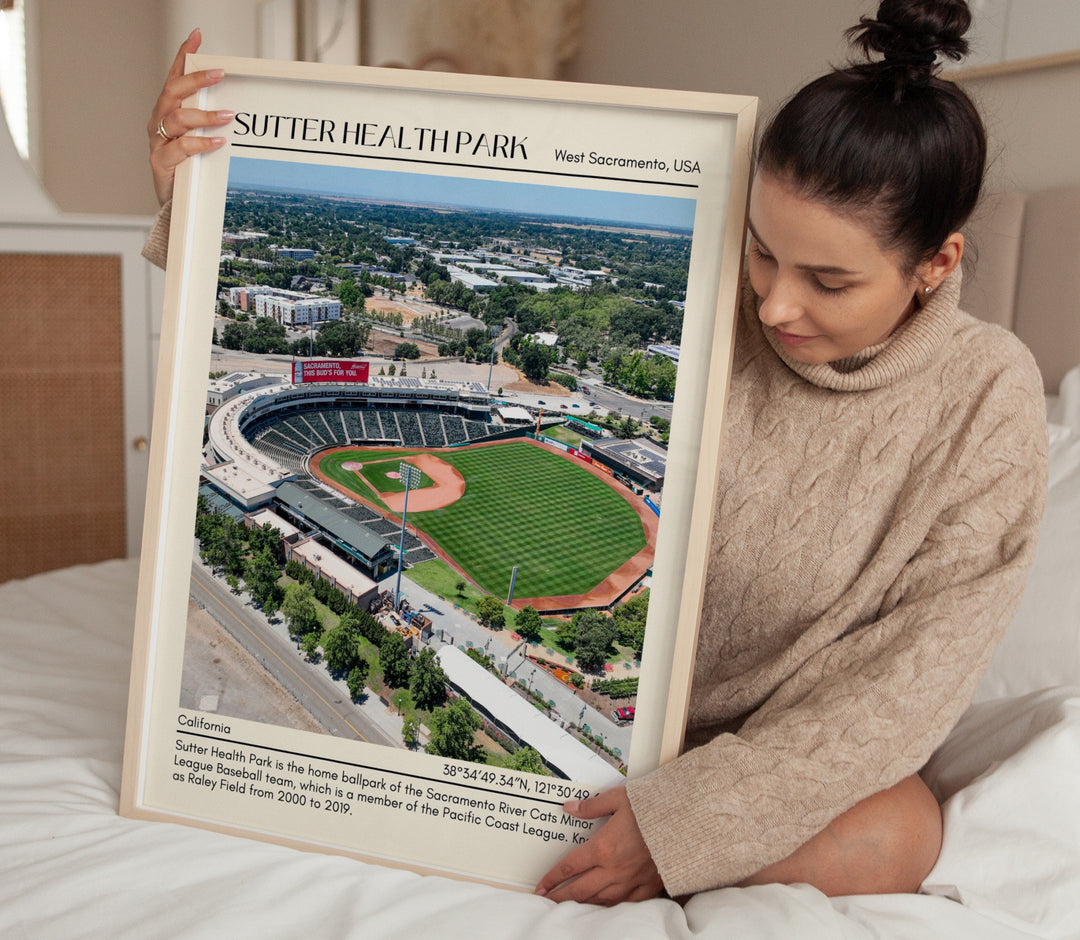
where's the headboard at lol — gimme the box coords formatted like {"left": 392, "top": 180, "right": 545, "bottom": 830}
{"left": 961, "top": 187, "right": 1080, "bottom": 394}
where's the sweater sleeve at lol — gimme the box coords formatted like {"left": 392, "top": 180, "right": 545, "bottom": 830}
{"left": 626, "top": 369, "right": 1048, "bottom": 897}
{"left": 141, "top": 199, "right": 172, "bottom": 271}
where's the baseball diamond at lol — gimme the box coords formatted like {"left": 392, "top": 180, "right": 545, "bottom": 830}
{"left": 311, "top": 439, "right": 653, "bottom": 604}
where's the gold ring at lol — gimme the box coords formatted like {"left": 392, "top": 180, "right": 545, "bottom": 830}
{"left": 157, "top": 117, "right": 180, "bottom": 142}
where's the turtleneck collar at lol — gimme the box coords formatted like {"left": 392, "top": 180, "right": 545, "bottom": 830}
{"left": 752, "top": 267, "right": 964, "bottom": 391}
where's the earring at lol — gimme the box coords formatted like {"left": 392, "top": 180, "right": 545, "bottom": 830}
{"left": 923, "top": 285, "right": 933, "bottom": 294}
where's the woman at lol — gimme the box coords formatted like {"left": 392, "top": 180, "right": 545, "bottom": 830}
{"left": 146, "top": 1, "right": 1047, "bottom": 905}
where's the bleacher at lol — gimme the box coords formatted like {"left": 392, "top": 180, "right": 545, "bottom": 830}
{"left": 342, "top": 409, "right": 366, "bottom": 441}
{"left": 341, "top": 504, "right": 383, "bottom": 523}
{"left": 395, "top": 412, "right": 424, "bottom": 447}
{"left": 244, "top": 405, "right": 501, "bottom": 461}
{"left": 464, "top": 419, "right": 493, "bottom": 442}
{"left": 289, "top": 477, "right": 436, "bottom": 567}
{"left": 265, "top": 420, "right": 311, "bottom": 452}
{"left": 418, "top": 412, "right": 446, "bottom": 447}
{"left": 363, "top": 517, "right": 400, "bottom": 537}
{"left": 442, "top": 414, "right": 466, "bottom": 445}
{"left": 278, "top": 415, "right": 324, "bottom": 449}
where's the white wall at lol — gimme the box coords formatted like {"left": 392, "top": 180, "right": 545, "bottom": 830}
{"left": 24, "top": 0, "right": 1080, "bottom": 216}
{"left": 565, "top": 0, "right": 1080, "bottom": 195}
{"left": 35, "top": 0, "right": 165, "bottom": 215}
{"left": 564, "top": 0, "right": 858, "bottom": 113}
{"left": 960, "top": 60, "right": 1080, "bottom": 193}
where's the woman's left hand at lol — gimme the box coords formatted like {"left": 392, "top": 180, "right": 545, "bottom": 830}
{"left": 534, "top": 786, "right": 663, "bottom": 905}
{"left": 147, "top": 28, "right": 233, "bottom": 206}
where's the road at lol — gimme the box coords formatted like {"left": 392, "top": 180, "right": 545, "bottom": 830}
{"left": 578, "top": 376, "right": 674, "bottom": 425}
{"left": 188, "top": 562, "right": 401, "bottom": 748}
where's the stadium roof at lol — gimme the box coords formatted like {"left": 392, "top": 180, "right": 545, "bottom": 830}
{"left": 590, "top": 437, "right": 668, "bottom": 485}
{"left": 435, "top": 646, "right": 623, "bottom": 788}
{"left": 495, "top": 405, "right": 533, "bottom": 423}
{"left": 273, "top": 482, "right": 394, "bottom": 565}
{"left": 246, "top": 507, "right": 301, "bottom": 540}
{"left": 290, "top": 538, "right": 378, "bottom": 598}
{"left": 198, "top": 483, "right": 247, "bottom": 521}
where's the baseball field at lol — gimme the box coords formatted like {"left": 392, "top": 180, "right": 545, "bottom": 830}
{"left": 314, "top": 440, "right": 648, "bottom": 601}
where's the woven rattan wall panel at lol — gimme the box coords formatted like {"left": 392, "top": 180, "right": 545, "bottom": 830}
{"left": 0, "top": 253, "right": 126, "bottom": 582}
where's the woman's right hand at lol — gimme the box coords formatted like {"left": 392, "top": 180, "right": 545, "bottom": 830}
{"left": 147, "top": 27, "right": 235, "bottom": 206}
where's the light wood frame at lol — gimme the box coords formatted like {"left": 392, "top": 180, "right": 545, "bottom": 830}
{"left": 120, "top": 54, "right": 756, "bottom": 889}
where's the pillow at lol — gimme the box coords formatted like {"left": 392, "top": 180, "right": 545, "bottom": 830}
{"left": 973, "top": 364, "right": 1080, "bottom": 702}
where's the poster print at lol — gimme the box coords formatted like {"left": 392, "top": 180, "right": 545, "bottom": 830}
{"left": 121, "top": 55, "right": 756, "bottom": 889}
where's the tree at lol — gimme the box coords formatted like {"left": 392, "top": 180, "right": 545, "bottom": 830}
{"left": 314, "top": 318, "right": 370, "bottom": 356}
{"left": 426, "top": 697, "right": 483, "bottom": 762}
{"left": 248, "top": 522, "right": 285, "bottom": 566}
{"left": 322, "top": 623, "right": 360, "bottom": 675}
{"left": 612, "top": 589, "right": 650, "bottom": 656}
{"left": 394, "top": 341, "right": 421, "bottom": 359}
{"left": 301, "top": 632, "right": 321, "bottom": 662}
{"left": 337, "top": 278, "right": 363, "bottom": 312}
{"left": 519, "top": 343, "right": 551, "bottom": 383}
{"left": 476, "top": 596, "right": 506, "bottom": 630}
{"left": 616, "top": 415, "right": 640, "bottom": 439}
{"left": 282, "top": 583, "right": 320, "bottom": 637}
{"left": 242, "top": 316, "right": 289, "bottom": 355}
{"left": 243, "top": 547, "right": 282, "bottom": 613}
{"left": 507, "top": 746, "right": 549, "bottom": 776}
{"left": 221, "top": 320, "right": 250, "bottom": 350}
{"left": 346, "top": 662, "right": 370, "bottom": 701}
{"left": 409, "top": 647, "right": 448, "bottom": 711}
{"left": 401, "top": 714, "right": 420, "bottom": 748}
{"left": 514, "top": 605, "right": 543, "bottom": 643}
{"left": 455, "top": 579, "right": 466, "bottom": 597}
{"left": 379, "top": 631, "right": 410, "bottom": 688}
{"left": 556, "top": 617, "right": 579, "bottom": 653}
{"left": 572, "top": 609, "right": 617, "bottom": 672}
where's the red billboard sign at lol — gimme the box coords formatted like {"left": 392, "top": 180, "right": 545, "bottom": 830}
{"left": 291, "top": 360, "right": 370, "bottom": 384}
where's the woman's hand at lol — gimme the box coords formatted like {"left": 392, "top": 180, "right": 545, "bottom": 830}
{"left": 534, "top": 786, "right": 663, "bottom": 905}
{"left": 147, "top": 28, "right": 234, "bottom": 206}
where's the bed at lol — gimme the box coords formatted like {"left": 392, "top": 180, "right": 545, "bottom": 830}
{"left": 3, "top": 165, "right": 1080, "bottom": 935}
{"left": 1, "top": 366, "right": 1077, "bottom": 939}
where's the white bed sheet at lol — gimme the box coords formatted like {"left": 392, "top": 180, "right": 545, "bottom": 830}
{"left": 1, "top": 560, "right": 1078, "bottom": 940}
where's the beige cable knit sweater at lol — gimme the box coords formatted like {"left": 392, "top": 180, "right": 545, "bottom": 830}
{"left": 145, "top": 206, "right": 1045, "bottom": 896}
{"left": 626, "top": 268, "right": 1047, "bottom": 896}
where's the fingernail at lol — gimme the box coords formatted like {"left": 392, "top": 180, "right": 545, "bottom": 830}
{"left": 217, "top": 111, "right": 236, "bottom": 121}
{"left": 208, "top": 69, "right": 225, "bottom": 80}
{"left": 209, "top": 137, "right": 227, "bottom": 147}
{"left": 534, "top": 887, "right": 548, "bottom": 897}
{"left": 563, "top": 799, "right": 580, "bottom": 814}
{"left": 188, "top": 27, "right": 200, "bottom": 41}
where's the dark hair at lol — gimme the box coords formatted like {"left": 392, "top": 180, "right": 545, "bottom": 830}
{"left": 756, "top": 0, "right": 986, "bottom": 273}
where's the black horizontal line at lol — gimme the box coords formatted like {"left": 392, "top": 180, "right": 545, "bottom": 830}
{"left": 177, "top": 728, "right": 576, "bottom": 806}
{"left": 230, "top": 142, "right": 700, "bottom": 189}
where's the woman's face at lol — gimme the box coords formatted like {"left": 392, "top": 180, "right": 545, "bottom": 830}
{"left": 747, "top": 172, "right": 923, "bottom": 364}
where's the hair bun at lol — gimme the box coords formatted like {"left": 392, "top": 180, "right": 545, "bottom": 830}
{"left": 847, "top": 0, "right": 972, "bottom": 78}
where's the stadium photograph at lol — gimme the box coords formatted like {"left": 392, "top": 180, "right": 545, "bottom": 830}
{"left": 180, "top": 153, "right": 691, "bottom": 784}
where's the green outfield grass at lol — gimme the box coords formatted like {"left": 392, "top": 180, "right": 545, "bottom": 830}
{"left": 320, "top": 441, "right": 646, "bottom": 601}
{"left": 414, "top": 441, "right": 644, "bottom": 599}
{"left": 538, "top": 424, "right": 587, "bottom": 449}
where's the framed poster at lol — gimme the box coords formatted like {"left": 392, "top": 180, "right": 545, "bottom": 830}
{"left": 121, "top": 54, "right": 756, "bottom": 890}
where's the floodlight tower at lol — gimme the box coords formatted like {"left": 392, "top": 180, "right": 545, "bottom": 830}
{"left": 393, "top": 462, "right": 421, "bottom": 610}
{"left": 486, "top": 323, "right": 500, "bottom": 392}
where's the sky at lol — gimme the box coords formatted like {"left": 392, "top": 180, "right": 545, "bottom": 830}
{"left": 227, "top": 157, "right": 696, "bottom": 232}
